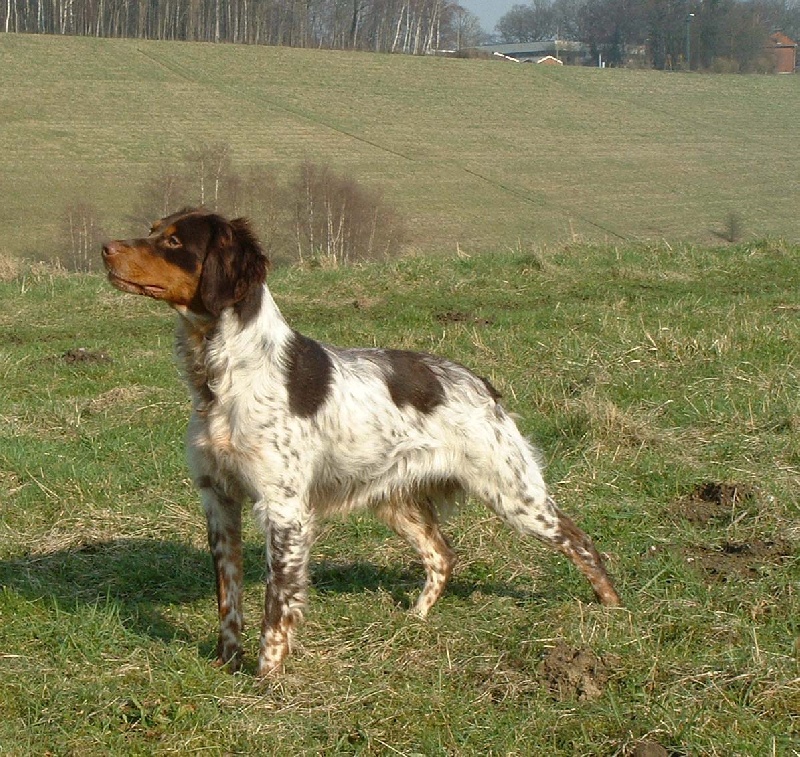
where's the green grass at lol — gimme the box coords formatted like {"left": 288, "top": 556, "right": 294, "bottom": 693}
{"left": 1, "top": 242, "right": 798, "bottom": 754}
{"left": 0, "top": 33, "right": 798, "bottom": 266}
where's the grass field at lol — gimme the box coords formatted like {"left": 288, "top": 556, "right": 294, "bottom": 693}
{"left": 1, "top": 239, "right": 798, "bottom": 754}
{"left": 0, "top": 33, "right": 799, "bottom": 266}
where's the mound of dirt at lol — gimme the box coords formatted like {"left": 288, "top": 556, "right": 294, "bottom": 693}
{"left": 62, "top": 347, "right": 111, "bottom": 364}
{"left": 685, "top": 539, "right": 792, "bottom": 581}
{"left": 434, "top": 310, "right": 494, "bottom": 327}
{"left": 537, "top": 642, "right": 619, "bottom": 701}
{"left": 631, "top": 743, "right": 669, "bottom": 757}
{"left": 671, "top": 481, "right": 756, "bottom": 525}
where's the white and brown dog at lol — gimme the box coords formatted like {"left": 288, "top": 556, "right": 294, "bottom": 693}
{"left": 102, "top": 208, "right": 620, "bottom": 677}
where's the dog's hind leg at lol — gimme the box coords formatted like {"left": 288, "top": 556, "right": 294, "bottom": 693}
{"left": 533, "top": 495, "right": 621, "bottom": 607}
{"left": 486, "top": 485, "right": 620, "bottom": 606}
{"left": 463, "top": 415, "right": 621, "bottom": 607}
{"left": 375, "top": 497, "right": 457, "bottom": 618}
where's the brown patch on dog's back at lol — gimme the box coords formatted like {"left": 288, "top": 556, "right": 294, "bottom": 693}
{"left": 479, "top": 376, "right": 502, "bottom": 402}
{"left": 284, "top": 331, "right": 333, "bottom": 418}
{"left": 384, "top": 350, "right": 445, "bottom": 415}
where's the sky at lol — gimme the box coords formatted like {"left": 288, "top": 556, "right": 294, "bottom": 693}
{"left": 458, "top": 0, "right": 519, "bottom": 33}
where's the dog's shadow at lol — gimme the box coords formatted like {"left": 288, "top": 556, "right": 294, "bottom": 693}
{"left": 0, "top": 539, "right": 218, "bottom": 645}
{"left": 0, "top": 538, "right": 536, "bottom": 654}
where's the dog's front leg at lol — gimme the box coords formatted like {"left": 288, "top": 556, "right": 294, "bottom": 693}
{"left": 200, "top": 483, "right": 245, "bottom": 672}
{"left": 258, "top": 514, "right": 313, "bottom": 677}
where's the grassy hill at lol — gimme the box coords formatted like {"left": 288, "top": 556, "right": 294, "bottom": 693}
{"left": 1, "top": 240, "right": 798, "bottom": 754}
{"left": 0, "top": 33, "right": 798, "bottom": 264}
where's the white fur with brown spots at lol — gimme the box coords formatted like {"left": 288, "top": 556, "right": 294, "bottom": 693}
{"left": 102, "top": 208, "right": 621, "bottom": 677}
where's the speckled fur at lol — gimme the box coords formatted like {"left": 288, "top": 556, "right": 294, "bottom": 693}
{"left": 102, "top": 209, "right": 621, "bottom": 678}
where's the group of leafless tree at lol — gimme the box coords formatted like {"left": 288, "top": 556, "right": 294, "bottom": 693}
{"left": 2, "top": 0, "right": 485, "bottom": 52}
{"left": 495, "top": 0, "right": 800, "bottom": 71}
{"left": 61, "top": 144, "right": 405, "bottom": 271}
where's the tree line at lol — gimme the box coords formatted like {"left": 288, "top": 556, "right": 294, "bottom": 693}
{"left": 1, "top": 0, "right": 484, "bottom": 53}
{"left": 495, "top": 0, "right": 800, "bottom": 71}
{"left": 2, "top": 0, "right": 796, "bottom": 67}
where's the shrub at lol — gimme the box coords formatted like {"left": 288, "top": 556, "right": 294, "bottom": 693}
{"left": 0, "top": 254, "right": 21, "bottom": 282}
{"left": 129, "top": 166, "right": 189, "bottom": 230}
{"left": 710, "top": 57, "right": 740, "bottom": 74}
{"left": 227, "top": 165, "right": 293, "bottom": 265}
{"left": 125, "top": 146, "right": 406, "bottom": 266}
{"left": 722, "top": 211, "right": 745, "bottom": 243}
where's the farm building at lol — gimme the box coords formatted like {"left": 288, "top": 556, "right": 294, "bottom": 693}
{"left": 472, "top": 41, "right": 588, "bottom": 66}
{"left": 768, "top": 32, "right": 797, "bottom": 73}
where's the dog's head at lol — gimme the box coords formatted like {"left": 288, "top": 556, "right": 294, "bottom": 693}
{"left": 102, "top": 208, "right": 268, "bottom": 321}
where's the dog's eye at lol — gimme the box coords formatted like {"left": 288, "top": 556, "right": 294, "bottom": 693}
{"left": 165, "top": 235, "right": 181, "bottom": 248}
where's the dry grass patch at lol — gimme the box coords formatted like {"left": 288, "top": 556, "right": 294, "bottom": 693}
{"left": 566, "top": 390, "right": 668, "bottom": 452}
{"left": 85, "top": 385, "right": 158, "bottom": 415}
{"left": 0, "top": 254, "right": 21, "bottom": 282}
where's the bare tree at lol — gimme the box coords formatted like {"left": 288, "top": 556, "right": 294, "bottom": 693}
{"left": 183, "top": 142, "right": 234, "bottom": 209}
{"left": 122, "top": 144, "right": 405, "bottom": 266}
{"left": 290, "top": 160, "right": 405, "bottom": 266}
{"left": 496, "top": 0, "right": 557, "bottom": 42}
{"left": 61, "top": 202, "right": 105, "bottom": 272}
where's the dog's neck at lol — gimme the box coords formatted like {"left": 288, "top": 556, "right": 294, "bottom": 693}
{"left": 175, "top": 283, "right": 293, "bottom": 411}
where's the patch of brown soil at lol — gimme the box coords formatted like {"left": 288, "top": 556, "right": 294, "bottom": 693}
{"left": 350, "top": 297, "right": 382, "bottom": 310}
{"left": 631, "top": 743, "right": 669, "bottom": 757}
{"left": 671, "top": 481, "right": 756, "bottom": 526}
{"left": 537, "top": 642, "right": 619, "bottom": 701}
{"left": 62, "top": 347, "right": 111, "bottom": 364}
{"left": 685, "top": 539, "right": 793, "bottom": 581}
{"left": 435, "top": 310, "right": 494, "bottom": 327}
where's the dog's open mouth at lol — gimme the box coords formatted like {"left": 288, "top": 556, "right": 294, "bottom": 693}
{"left": 107, "top": 272, "right": 166, "bottom": 298}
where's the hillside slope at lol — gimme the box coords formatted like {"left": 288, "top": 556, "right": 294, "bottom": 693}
{"left": 0, "top": 33, "right": 798, "bottom": 260}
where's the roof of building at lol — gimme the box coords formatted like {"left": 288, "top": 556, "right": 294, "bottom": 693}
{"left": 770, "top": 32, "right": 797, "bottom": 48}
{"left": 473, "top": 41, "right": 586, "bottom": 57}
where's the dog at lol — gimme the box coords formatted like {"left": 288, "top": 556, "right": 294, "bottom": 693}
{"left": 102, "top": 208, "right": 620, "bottom": 676}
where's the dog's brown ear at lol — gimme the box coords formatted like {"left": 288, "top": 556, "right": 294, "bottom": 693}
{"left": 199, "top": 216, "right": 269, "bottom": 319}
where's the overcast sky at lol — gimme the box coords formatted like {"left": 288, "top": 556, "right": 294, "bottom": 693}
{"left": 459, "top": 0, "right": 518, "bottom": 33}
